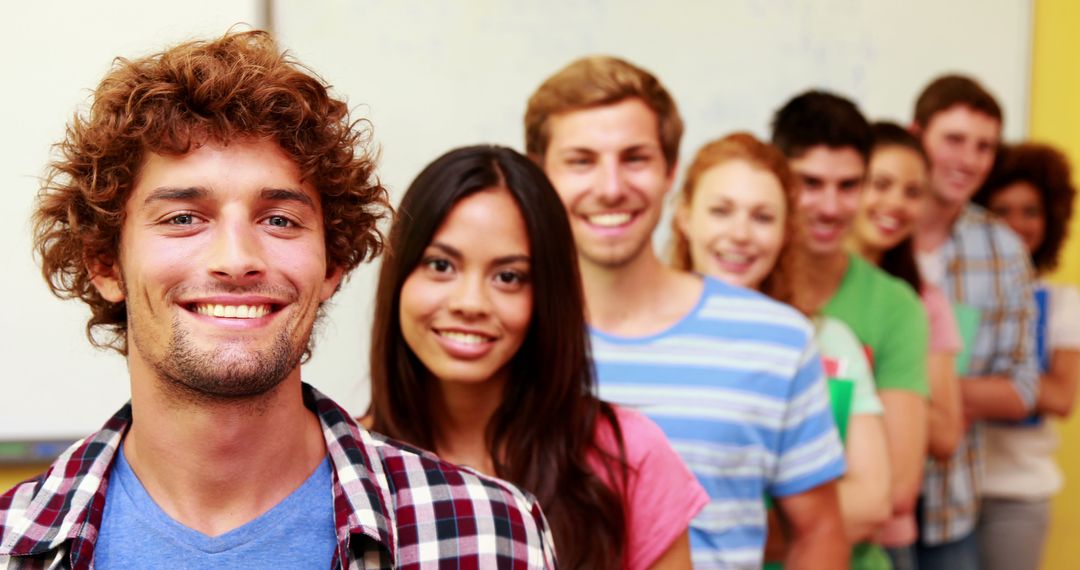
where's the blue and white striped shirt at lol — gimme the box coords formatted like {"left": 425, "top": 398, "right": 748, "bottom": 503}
{"left": 592, "top": 277, "right": 846, "bottom": 570}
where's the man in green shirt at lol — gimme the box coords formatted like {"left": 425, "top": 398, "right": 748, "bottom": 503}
{"left": 771, "top": 90, "right": 930, "bottom": 567}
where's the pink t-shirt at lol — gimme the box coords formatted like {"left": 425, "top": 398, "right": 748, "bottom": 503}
{"left": 921, "top": 284, "right": 962, "bottom": 353}
{"left": 588, "top": 405, "right": 709, "bottom": 570}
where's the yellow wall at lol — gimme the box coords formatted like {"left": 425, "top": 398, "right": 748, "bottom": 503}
{"left": 1032, "top": 0, "right": 1080, "bottom": 568}
{"left": 0, "top": 465, "right": 49, "bottom": 493}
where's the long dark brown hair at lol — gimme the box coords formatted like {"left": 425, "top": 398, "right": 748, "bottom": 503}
{"left": 869, "top": 122, "right": 926, "bottom": 292}
{"left": 368, "top": 145, "right": 627, "bottom": 568}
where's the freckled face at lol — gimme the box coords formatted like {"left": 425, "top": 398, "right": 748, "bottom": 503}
{"left": 399, "top": 187, "right": 533, "bottom": 387}
{"left": 677, "top": 160, "right": 787, "bottom": 290}
{"left": 92, "top": 138, "right": 341, "bottom": 399}
{"left": 542, "top": 98, "right": 674, "bottom": 270}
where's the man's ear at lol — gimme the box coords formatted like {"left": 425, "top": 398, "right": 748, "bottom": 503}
{"left": 321, "top": 265, "right": 345, "bottom": 302}
{"left": 908, "top": 121, "right": 922, "bottom": 137}
{"left": 674, "top": 198, "right": 691, "bottom": 237}
{"left": 88, "top": 255, "right": 125, "bottom": 303}
{"left": 664, "top": 160, "right": 680, "bottom": 196}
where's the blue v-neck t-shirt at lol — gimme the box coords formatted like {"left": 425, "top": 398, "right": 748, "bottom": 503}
{"left": 95, "top": 446, "right": 335, "bottom": 569}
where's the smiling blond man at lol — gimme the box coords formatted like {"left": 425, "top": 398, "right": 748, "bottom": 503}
{"left": 526, "top": 56, "right": 848, "bottom": 570}
{"left": 0, "top": 31, "right": 554, "bottom": 570}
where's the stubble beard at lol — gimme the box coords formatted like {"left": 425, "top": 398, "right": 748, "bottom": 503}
{"left": 133, "top": 314, "right": 310, "bottom": 405}
{"left": 578, "top": 228, "right": 654, "bottom": 271}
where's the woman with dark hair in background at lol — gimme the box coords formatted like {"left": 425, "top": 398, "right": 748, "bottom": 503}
{"left": 365, "top": 145, "right": 707, "bottom": 570}
{"left": 851, "top": 122, "right": 966, "bottom": 458}
{"left": 849, "top": 121, "right": 965, "bottom": 568}
{"left": 972, "top": 142, "right": 1079, "bottom": 570}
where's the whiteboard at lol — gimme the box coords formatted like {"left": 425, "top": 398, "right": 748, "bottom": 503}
{"left": 0, "top": 1, "right": 265, "bottom": 441}
{"left": 1, "top": 0, "right": 1031, "bottom": 441}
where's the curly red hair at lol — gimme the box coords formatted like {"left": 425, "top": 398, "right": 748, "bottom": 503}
{"left": 32, "top": 30, "right": 390, "bottom": 353}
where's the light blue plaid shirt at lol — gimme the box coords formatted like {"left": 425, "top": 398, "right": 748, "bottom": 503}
{"left": 919, "top": 204, "right": 1039, "bottom": 545}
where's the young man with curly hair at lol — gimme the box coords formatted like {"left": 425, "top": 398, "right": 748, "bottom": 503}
{"left": 0, "top": 31, "right": 554, "bottom": 569}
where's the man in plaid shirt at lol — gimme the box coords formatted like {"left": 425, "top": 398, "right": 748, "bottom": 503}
{"left": 911, "top": 75, "right": 1039, "bottom": 570}
{"left": 0, "top": 31, "right": 554, "bottom": 569}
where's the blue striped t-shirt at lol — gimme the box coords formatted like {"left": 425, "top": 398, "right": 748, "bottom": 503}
{"left": 592, "top": 277, "right": 846, "bottom": 570}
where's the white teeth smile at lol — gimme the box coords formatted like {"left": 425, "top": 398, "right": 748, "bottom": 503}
{"left": 587, "top": 212, "right": 632, "bottom": 227}
{"left": 438, "top": 331, "right": 492, "bottom": 344}
{"left": 194, "top": 304, "right": 272, "bottom": 319}
{"left": 715, "top": 252, "right": 752, "bottom": 264}
{"left": 873, "top": 215, "right": 901, "bottom": 231}
{"left": 946, "top": 171, "right": 971, "bottom": 184}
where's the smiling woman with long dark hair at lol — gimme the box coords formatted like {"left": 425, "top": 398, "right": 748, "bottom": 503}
{"left": 365, "top": 145, "right": 706, "bottom": 569}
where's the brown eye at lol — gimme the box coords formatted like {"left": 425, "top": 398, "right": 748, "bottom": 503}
{"left": 422, "top": 257, "right": 453, "bottom": 274}
{"left": 494, "top": 269, "right": 529, "bottom": 290}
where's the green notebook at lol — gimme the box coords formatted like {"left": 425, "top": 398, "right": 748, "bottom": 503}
{"left": 827, "top": 378, "right": 855, "bottom": 442}
{"left": 953, "top": 303, "right": 981, "bottom": 375}
{"left": 764, "top": 378, "right": 877, "bottom": 570}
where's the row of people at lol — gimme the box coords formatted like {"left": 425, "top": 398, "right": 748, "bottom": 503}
{"left": 2, "top": 29, "right": 1076, "bottom": 570}
{"left": 363, "top": 54, "right": 1077, "bottom": 569}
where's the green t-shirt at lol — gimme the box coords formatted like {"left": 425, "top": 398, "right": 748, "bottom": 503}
{"left": 822, "top": 254, "right": 930, "bottom": 397}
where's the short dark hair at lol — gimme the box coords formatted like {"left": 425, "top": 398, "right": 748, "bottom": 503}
{"left": 871, "top": 121, "right": 928, "bottom": 166}
{"left": 974, "top": 143, "right": 1076, "bottom": 273}
{"left": 770, "top": 90, "right": 872, "bottom": 163}
{"left": 913, "top": 74, "right": 1003, "bottom": 129}
{"left": 869, "top": 121, "right": 927, "bottom": 292}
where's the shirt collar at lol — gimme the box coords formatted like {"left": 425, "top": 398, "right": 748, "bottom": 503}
{"left": 955, "top": 202, "right": 989, "bottom": 231}
{"left": 1, "top": 383, "right": 397, "bottom": 565}
{"left": 303, "top": 384, "right": 397, "bottom": 564}
{"left": 0, "top": 404, "right": 126, "bottom": 558}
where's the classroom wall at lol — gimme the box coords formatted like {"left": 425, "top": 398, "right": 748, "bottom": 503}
{"left": 4, "top": 4, "right": 1077, "bottom": 564}
{"left": 0, "top": 0, "right": 261, "bottom": 490}
{"left": 2, "top": 0, "right": 1033, "bottom": 445}
{"left": 1032, "top": 0, "right": 1080, "bottom": 568}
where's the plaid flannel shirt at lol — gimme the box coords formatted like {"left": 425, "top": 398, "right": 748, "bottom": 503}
{"left": 0, "top": 384, "right": 556, "bottom": 569}
{"left": 920, "top": 204, "right": 1039, "bottom": 545}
